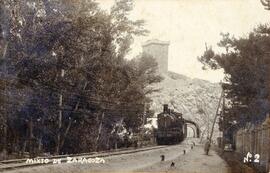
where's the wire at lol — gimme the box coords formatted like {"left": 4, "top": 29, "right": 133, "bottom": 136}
{"left": 0, "top": 72, "right": 146, "bottom": 106}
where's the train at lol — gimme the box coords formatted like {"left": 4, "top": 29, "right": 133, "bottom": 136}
{"left": 155, "top": 104, "right": 186, "bottom": 145}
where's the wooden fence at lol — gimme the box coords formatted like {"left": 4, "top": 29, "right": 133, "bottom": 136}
{"left": 235, "top": 118, "right": 270, "bottom": 172}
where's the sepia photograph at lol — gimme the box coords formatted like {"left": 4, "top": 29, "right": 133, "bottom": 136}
{"left": 0, "top": 0, "right": 270, "bottom": 172}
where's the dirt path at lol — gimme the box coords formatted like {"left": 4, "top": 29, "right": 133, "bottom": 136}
{"left": 138, "top": 144, "right": 230, "bottom": 173}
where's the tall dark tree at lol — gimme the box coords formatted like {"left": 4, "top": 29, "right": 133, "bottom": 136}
{"left": 198, "top": 26, "right": 270, "bottom": 134}
{"left": 0, "top": 0, "right": 161, "bottom": 157}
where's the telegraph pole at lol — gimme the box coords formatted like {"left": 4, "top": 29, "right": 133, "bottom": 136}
{"left": 95, "top": 112, "right": 104, "bottom": 152}
{"left": 55, "top": 57, "right": 64, "bottom": 154}
{"left": 1, "top": 28, "right": 8, "bottom": 159}
{"left": 209, "top": 89, "right": 223, "bottom": 142}
{"left": 142, "top": 103, "right": 147, "bottom": 127}
{"left": 209, "top": 86, "right": 224, "bottom": 147}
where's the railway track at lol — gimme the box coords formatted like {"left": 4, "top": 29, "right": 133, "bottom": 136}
{"left": 0, "top": 145, "right": 168, "bottom": 172}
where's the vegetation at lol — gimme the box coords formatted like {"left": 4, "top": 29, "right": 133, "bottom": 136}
{"left": 198, "top": 27, "right": 270, "bottom": 138}
{"left": 0, "top": 0, "right": 162, "bottom": 158}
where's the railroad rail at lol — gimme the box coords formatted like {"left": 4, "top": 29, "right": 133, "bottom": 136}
{"left": 0, "top": 145, "right": 168, "bottom": 172}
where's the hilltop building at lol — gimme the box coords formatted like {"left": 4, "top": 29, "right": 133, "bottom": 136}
{"left": 142, "top": 39, "right": 170, "bottom": 74}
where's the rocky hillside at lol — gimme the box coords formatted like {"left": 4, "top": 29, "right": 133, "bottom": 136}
{"left": 147, "top": 71, "right": 222, "bottom": 140}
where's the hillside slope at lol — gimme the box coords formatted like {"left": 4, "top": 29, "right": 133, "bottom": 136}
{"left": 148, "top": 71, "right": 222, "bottom": 140}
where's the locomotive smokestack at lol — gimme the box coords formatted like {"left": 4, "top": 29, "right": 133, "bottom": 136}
{"left": 163, "top": 104, "right": 168, "bottom": 113}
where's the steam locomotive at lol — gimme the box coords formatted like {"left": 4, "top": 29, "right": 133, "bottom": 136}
{"left": 155, "top": 104, "right": 186, "bottom": 145}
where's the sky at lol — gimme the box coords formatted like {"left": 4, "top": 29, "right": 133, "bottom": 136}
{"left": 96, "top": 0, "right": 270, "bottom": 82}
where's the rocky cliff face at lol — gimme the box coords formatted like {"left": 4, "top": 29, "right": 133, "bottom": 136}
{"left": 147, "top": 71, "right": 222, "bottom": 140}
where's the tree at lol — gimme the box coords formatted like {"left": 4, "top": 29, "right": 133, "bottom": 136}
{"left": 198, "top": 26, "right": 270, "bottom": 133}
{"left": 261, "top": 0, "right": 270, "bottom": 10}
{"left": 0, "top": 0, "right": 161, "bottom": 157}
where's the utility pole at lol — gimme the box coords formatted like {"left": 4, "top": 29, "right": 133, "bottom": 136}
{"left": 56, "top": 69, "right": 64, "bottom": 155}
{"left": 207, "top": 110, "right": 210, "bottom": 138}
{"left": 29, "top": 116, "right": 34, "bottom": 157}
{"left": 95, "top": 112, "right": 104, "bottom": 152}
{"left": 142, "top": 103, "right": 147, "bottom": 127}
{"left": 1, "top": 29, "right": 8, "bottom": 159}
{"left": 138, "top": 102, "right": 148, "bottom": 147}
{"left": 209, "top": 88, "right": 224, "bottom": 142}
{"left": 207, "top": 86, "right": 224, "bottom": 154}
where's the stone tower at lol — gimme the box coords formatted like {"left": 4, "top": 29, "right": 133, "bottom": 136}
{"left": 142, "top": 39, "right": 170, "bottom": 73}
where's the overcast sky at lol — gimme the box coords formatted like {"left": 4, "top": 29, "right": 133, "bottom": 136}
{"left": 96, "top": 0, "right": 270, "bottom": 82}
